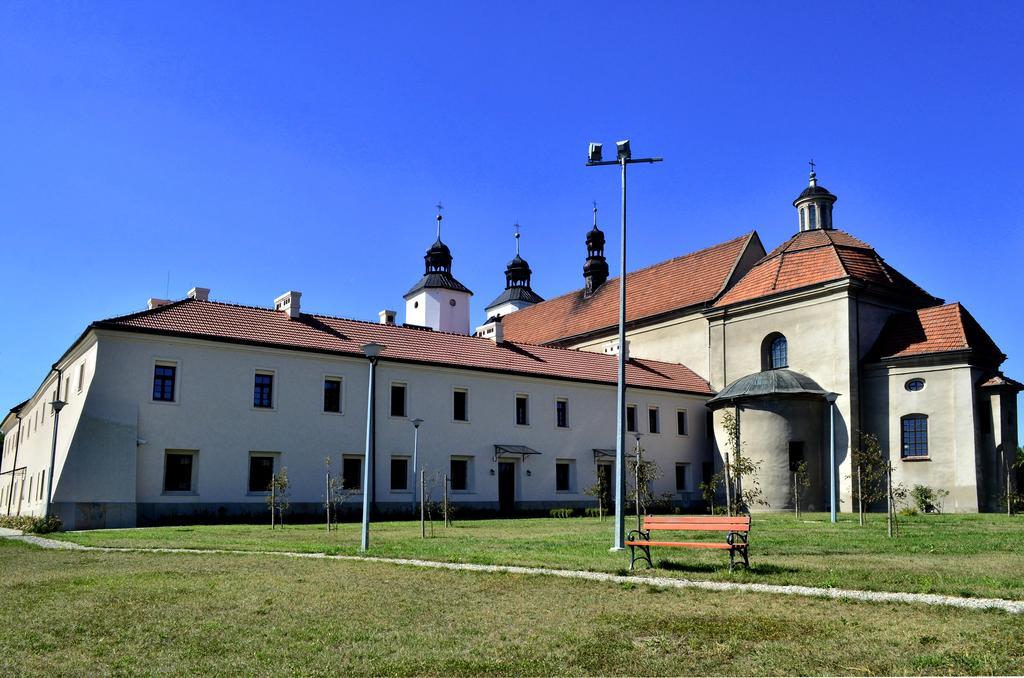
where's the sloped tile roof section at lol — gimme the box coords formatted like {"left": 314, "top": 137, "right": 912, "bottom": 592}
{"left": 502, "top": 233, "right": 760, "bottom": 346}
{"left": 93, "top": 299, "right": 713, "bottom": 395}
{"left": 716, "top": 229, "right": 940, "bottom": 308}
{"left": 979, "top": 373, "right": 1023, "bottom": 391}
{"left": 867, "top": 302, "right": 1005, "bottom": 364}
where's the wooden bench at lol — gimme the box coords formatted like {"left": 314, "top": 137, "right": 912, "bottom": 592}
{"left": 625, "top": 515, "right": 751, "bottom": 571}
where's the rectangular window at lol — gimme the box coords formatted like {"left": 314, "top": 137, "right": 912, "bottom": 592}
{"left": 515, "top": 395, "right": 529, "bottom": 426}
{"left": 39, "top": 470, "right": 45, "bottom": 500}
{"left": 676, "top": 410, "right": 688, "bottom": 436}
{"left": 342, "top": 456, "right": 362, "bottom": 490}
{"left": 901, "top": 415, "right": 929, "bottom": 458}
{"left": 152, "top": 364, "right": 177, "bottom": 402}
{"left": 648, "top": 407, "right": 660, "bottom": 434}
{"left": 323, "top": 377, "right": 342, "bottom": 413}
{"left": 390, "top": 457, "right": 409, "bottom": 491}
{"left": 163, "top": 452, "right": 194, "bottom": 493}
{"left": 626, "top": 405, "right": 637, "bottom": 433}
{"left": 555, "top": 460, "right": 573, "bottom": 492}
{"left": 77, "top": 362, "right": 85, "bottom": 393}
{"left": 555, "top": 399, "right": 568, "bottom": 429}
{"left": 253, "top": 372, "right": 274, "bottom": 408}
{"left": 248, "top": 455, "right": 276, "bottom": 492}
{"left": 450, "top": 458, "right": 469, "bottom": 491}
{"left": 453, "top": 388, "right": 468, "bottom": 422}
{"left": 675, "top": 463, "right": 688, "bottom": 491}
{"left": 390, "top": 383, "right": 407, "bottom": 418}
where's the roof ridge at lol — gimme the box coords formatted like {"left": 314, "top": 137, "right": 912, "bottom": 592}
{"left": 99, "top": 296, "right": 705, "bottom": 373}
{"left": 516, "top": 231, "right": 756, "bottom": 309}
{"left": 711, "top": 231, "right": 763, "bottom": 301}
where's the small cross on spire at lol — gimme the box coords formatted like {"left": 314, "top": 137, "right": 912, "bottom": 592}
{"left": 808, "top": 158, "right": 816, "bottom": 174}
{"left": 592, "top": 200, "right": 598, "bottom": 228}
{"left": 807, "top": 159, "right": 817, "bottom": 187}
{"left": 435, "top": 202, "right": 444, "bottom": 239}
{"left": 514, "top": 222, "right": 521, "bottom": 256}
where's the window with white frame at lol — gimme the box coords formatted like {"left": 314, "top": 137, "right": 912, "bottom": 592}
{"left": 450, "top": 456, "right": 472, "bottom": 491}
{"left": 648, "top": 407, "right": 660, "bottom": 434}
{"left": 163, "top": 450, "right": 197, "bottom": 493}
{"left": 453, "top": 388, "right": 468, "bottom": 422}
{"left": 153, "top": 362, "right": 177, "bottom": 402}
{"left": 390, "top": 456, "right": 409, "bottom": 491}
{"left": 555, "top": 398, "right": 568, "bottom": 429}
{"left": 253, "top": 371, "right": 274, "bottom": 409}
{"left": 675, "top": 463, "right": 689, "bottom": 492}
{"left": 248, "top": 453, "right": 277, "bottom": 492}
{"left": 342, "top": 456, "right": 362, "bottom": 490}
{"left": 676, "top": 410, "right": 688, "bottom": 436}
{"left": 390, "top": 383, "right": 407, "bottom": 418}
{"left": 515, "top": 394, "right": 529, "bottom": 426}
{"left": 323, "top": 377, "right": 342, "bottom": 413}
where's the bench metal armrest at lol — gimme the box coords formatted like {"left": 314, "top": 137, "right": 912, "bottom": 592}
{"left": 626, "top": 529, "right": 650, "bottom": 542}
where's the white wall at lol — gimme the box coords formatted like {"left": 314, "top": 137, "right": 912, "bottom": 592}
{"left": 39, "top": 329, "right": 711, "bottom": 526}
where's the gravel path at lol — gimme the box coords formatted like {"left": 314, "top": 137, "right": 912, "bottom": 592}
{"left": 3, "top": 531, "right": 1021, "bottom": 614}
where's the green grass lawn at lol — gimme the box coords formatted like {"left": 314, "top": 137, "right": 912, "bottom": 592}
{"left": 1, "top": 538, "right": 1022, "bottom": 675}
{"left": 49, "top": 512, "right": 1024, "bottom": 600}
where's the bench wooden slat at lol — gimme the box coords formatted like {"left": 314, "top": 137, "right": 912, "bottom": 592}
{"left": 644, "top": 516, "right": 750, "bottom": 524}
{"left": 625, "top": 540, "right": 734, "bottom": 549}
{"left": 644, "top": 524, "right": 749, "bottom": 532}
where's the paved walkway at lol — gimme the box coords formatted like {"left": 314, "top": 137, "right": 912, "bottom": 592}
{"left": 3, "top": 530, "right": 1021, "bottom": 614}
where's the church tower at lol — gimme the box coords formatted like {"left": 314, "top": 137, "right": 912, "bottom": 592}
{"left": 483, "top": 226, "right": 544, "bottom": 321}
{"left": 583, "top": 204, "right": 609, "bottom": 296}
{"left": 404, "top": 209, "right": 473, "bottom": 334}
{"left": 793, "top": 163, "right": 838, "bottom": 231}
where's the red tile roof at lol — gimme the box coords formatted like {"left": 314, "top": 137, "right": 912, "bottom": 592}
{"left": 716, "top": 229, "right": 939, "bottom": 308}
{"left": 979, "top": 373, "right": 1023, "bottom": 390}
{"left": 502, "top": 233, "right": 760, "bottom": 345}
{"left": 867, "top": 302, "right": 1004, "bottom": 363}
{"left": 93, "top": 299, "right": 713, "bottom": 395}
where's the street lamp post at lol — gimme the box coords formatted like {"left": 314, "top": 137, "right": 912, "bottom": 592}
{"left": 586, "top": 140, "right": 663, "bottom": 551}
{"left": 410, "top": 418, "right": 424, "bottom": 514}
{"left": 360, "top": 342, "right": 385, "bottom": 551}
{"left": 633, "top": 433, "right": 643, "bottom": 533}
{"left": 44, "top": 398, "right": 67, "bottom": 519}
{"left": 825, "top": 392, "right": 839, "bottom": 523}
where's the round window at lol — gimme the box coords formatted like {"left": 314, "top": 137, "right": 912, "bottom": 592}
{"left": 905, "top": 378, "right": 925, "bottom": 392}
{"left": 449, "top": 299, "right": 457, "bottom": 307}
{"left": 414, "top": 301, "right": 419, "bottom": 309}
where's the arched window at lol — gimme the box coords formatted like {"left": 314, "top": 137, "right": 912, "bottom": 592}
{"left": 762, "top": 333, "right": 788, "bottom": 370}
{"left": 901, "top": 414, "right": 929, "bottom": 458}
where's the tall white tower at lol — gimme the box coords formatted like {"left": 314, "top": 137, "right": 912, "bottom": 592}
{"left": 404, "top": 209, "right": 473, "bottom": 334}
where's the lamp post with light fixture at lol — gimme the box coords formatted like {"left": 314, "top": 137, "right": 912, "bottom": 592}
{"left": 586, "top": 140, "right": 663, "bottom": 551}
{"left": 44, "top": 398, "right": 67, "bottom": 519}
{"left": 360, "top": 342, "right": 385, "bottom": 551}
{"left": 410, "top": 418, "right": 424, "bottom": 514}
{"left": 825, "top": 391, "right": 839, "bottom": 523}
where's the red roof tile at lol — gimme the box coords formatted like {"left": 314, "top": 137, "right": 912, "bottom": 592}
{"left": 716, "top": 229, "right": 939, "bottom": 308}
{"left": 867, "top": 302, "right": 1004, "bottom": 363}
{"left": 502, "top": 233, "right": 759, "bottom": 345}
{"left": 979, "top": 373, "right": 1023, "bottom": 390}
{"left": 93, "top": 299, "right": 713, "bottom": 395}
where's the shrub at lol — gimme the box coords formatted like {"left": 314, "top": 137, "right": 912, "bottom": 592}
{"left": 897, "top": 506, "right": 919, "bottom": 517}
{"left": 583, "top": 507, "right": 603, "bottom": 518}
{"left": 0, "top": 515, "right": 63, "bottom": 533}
{"left": 911, "top": 484, "right": 949, "bottom": 514}
{"left": 548, "top": 508, "right": 574, "bottom": 519}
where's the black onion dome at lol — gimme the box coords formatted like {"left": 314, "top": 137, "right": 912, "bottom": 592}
{"left": 586, "top": 224, "right": 605, "bottom": 251}
{"left": 794, "top": 184, "right": 837, "bottom": 205}
{"left": 707, "top": 368, "right": 830, "bottom": 409}
{"left": 506, "top": 253, "right": 531, "bottom": 280}
{"left": 425, "top": 237, "right": 453, "bottom": 272}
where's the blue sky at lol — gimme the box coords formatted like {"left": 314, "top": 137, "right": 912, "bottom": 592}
{"left": 1, "top": 2, "right": 1022, "bottom": 429}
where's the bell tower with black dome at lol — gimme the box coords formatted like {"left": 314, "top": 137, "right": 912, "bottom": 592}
{"left": 404, "top": 207, "right": 473, "bottom": 334}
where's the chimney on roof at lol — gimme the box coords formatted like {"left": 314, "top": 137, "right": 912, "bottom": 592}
{"left": 379, "top": 309, "right": 397, "bottom": 325}
{"left": 147, "top": 298, "right": 171, "bottom": 310}
{"left": 187, "top": 287, "right": 210, "bottom": 301}
{"left": 475, "top": 316, "right": 504, "bottom": 344}
{"left": 274, "top": 291, "right": 302, "bottom": 319}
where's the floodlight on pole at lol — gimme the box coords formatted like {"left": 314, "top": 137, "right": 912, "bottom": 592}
{"left": 825, "top": 391, "right": 839, "bottom": 523}
{"left": 360, "top": 342, "right": 385, "bottom": 550}
{"left": 586, "top": 139, "right": 663, "bottom": 552}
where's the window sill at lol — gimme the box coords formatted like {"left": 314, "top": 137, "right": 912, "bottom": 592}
{"left": 161, "top": 491, "right": 197, "bottom": 496}
{"left": 901, "top": 456, "right": 931, "bottom": 462}
{"left": 322, "top": 410, "right": 344, "bottom": 417}
{"left": 150, "top": 399, "right": 179, "bottom": 406}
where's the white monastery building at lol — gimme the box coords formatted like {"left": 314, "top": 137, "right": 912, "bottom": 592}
{"left": 1, "top": 171, "right": 1019, "bottom": 528}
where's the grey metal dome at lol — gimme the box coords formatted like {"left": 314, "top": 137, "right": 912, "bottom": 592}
{"left": 707, "top": 369, "right": 831, "bottom": 409}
